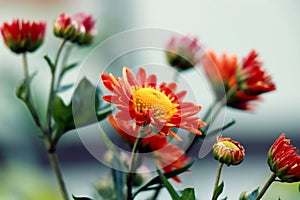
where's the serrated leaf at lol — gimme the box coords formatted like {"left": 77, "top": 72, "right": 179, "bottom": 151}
{"left": 180, "top": 188, "right": 196, "bottom": 200}
{"left": 212, "top": 181, "right": 224, "bottom": 200}
{"left": 157, "top": 169, "right": 181, "bottom": 200}
{"left": 54, "top": 83, "right": 74, "bottom": 93}
{"left": 72, "top": 195, "right": 93, "bottom": 200}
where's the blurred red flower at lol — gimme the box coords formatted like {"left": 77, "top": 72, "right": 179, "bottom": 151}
{"left": 202, "top": 50, "right": 276, "bottom": 111}
{"left": 1, "top": 19, "right": 46, "bottom": 53}
{"left": 166, "top": 35, "right": 204, "bottom": 70}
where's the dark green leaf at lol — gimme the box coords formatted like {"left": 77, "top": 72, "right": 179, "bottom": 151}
{"left": 221, "top": 197, "right": 228, "bottom": 200}
{"left": 72, "top": 77, "right": 100, "bottom": 127}
{"left": 212, "top": 181, "right": 224, "bottom": 200}
{"left": 62, "top": 62, "right": 79, "bottom": 74}
{"left": 54, "top": 83, "right": 74, "bottom": 93}
{"left": 112, "top": 157, "right": 125, "bottom": 200}
{"left": 298, "top": 183, "right": 300, "bottom": 192}
{"left": 72, "top": 195, "right": 93, "bottom": 200}
{"left": 133, "top": 161, "right": 194, "bottom": 197}
{"left": 16, "top": 72, "right": 37, "bottom": 102}
{"left": 52, "top": 95, "right": 73, "bottom": 128}
{"left": 43, "top": 54, "right": 54, "bottom": 73}
{"left": 157, "top": 169, "right": 181, "bottom": 200}
{"left": 180, "top": 188, "right": 196, "bottom": 200}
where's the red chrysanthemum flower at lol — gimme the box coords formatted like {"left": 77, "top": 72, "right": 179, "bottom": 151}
{"left": 101, "top": 67, "right": 205, "bottom": 141}
{"left": 202, "top": 50, "right": 276, "bottom": 111}
{"left": 212, "top": 136, "right": 245, "bottom": 166}
{"left": 54, "top": 13, "right": 78, "bottom": 41}
{"left": 73, "top": 13, "right": 96, "bottom": 45}
{"left": 1, "top": 19, "right": 46, "bottom": 53}
{"left": 166, "top": 35, "right": 204, "bottom": 70}
{"left": 108, "top": 115, "right": 190, "bottom": 182}
{"left": 268, "top": 134, "right": 300, "bottom": 183}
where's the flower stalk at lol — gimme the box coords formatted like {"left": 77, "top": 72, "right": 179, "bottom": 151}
{"left": 255, "top": 173, "right": 276, "bottom": 200}
{"left": 46, "top": 39, "right": 67, "bottom": 132}
{"left": 126, "top": 125, "right": 147, "bottom": 200}
{"left": 212, "top": 162, "right": 224, "bottom": 200}
{"left": 48, "top": 151, "right": 70, "bottom": 200}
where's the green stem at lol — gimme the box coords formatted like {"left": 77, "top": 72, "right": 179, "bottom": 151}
{"left": 48, "top": 151, "right": 70, "bottom": 200}
{"left": 46, "top": 39, "right": 67, "bottom": 132}
{"left": 212, "top": 162, "right": 224, "bottom": 200}
{"left": 22, "top": 53, "right": 29, "bottom": 77}
{"left": 57, "top": 44, "right": 73, "bottom": 88}
{"left": 150, "top": 184, "right": 162, "bottom": 200}
{"left": 21, "top": 53, "right": 42, "bottom": 129}
{"left": 126, "top": 126, "right": 147, "bottom": 200}
{"left": 255, "top": 173, "right": 276, "bottom": 200}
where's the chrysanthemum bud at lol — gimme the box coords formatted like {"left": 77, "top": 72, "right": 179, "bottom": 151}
{"left": 213, "top": 136, "right": 245, "bottom": 166}
{"left": 72, "top": 13, "right": 96, "bottom": 45}
{"left": 1, "top": 19, "right": 46, "bottom": 53}
{"left": 166, "top": 35, "right": 203, "bottom": 70}
{"left": 54, "top": 13, "right": 78, "bottom": 41}
{"left": 268, "top": 134, "right": 300, "bottom": 183}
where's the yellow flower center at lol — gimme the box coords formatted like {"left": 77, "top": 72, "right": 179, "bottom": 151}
{"left": 222, "top": 141, "right": 239, "bottom": 150}
{"left": 133, "top": 87, "right": 178, "bottom": 120}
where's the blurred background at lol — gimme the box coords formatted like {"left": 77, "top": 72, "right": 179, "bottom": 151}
{"left": 0, "top": 0, "right": 300, "bottom": 199}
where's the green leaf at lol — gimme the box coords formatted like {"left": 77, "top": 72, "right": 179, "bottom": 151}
{"left": 72, "top": 195, "right": 93, "bottom": 200}
{"left": 16, "top": 72, "right": 37, "bottom": 102}
{"left": 157, "top": 169, "right": 181, "bottom": 200}
{"left": 180, "top": 188, "right": 196, "bottom": 200}
{"left": 134, "top": 161, "right": 194, "bottom": 196}
{"left": 239, "top": 188, "right": 259, "bottom": 200}
{"left": 62, "top": 62, "right": 79, "bottom": 74}
{"left": 52, "top": 95, "right": 73, "bottom": 129}
{"left": 247, "top": 188, "right": 259, "bottom": 200}
{"left": 43, "top": 54, "right": 54, "bottom": 73}
{"left": 72, "top": 77, "right": 101, "bottom": 127}
{"left": 212, "top": 181, "right": 224, "bottom": 200}
{"left": 298, "top": 183, "right": 300, "bottom": 192}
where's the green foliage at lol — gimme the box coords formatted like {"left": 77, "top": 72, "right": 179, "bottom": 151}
{"left": 52, "top": 77, "right": 110, "bottom": 134}
{"left": 133, "top": 161, "right": 194, "bottom": 198}
{"left": 157, "top": 169, "right": 196, "bottom": 200}
{"left": 16, "top": 72, "right": 37, "bottom": 102}
{"left": 43, "top": 54, "right": 54, "bottom": 73}
{"left": 239, "top": 188, "right": 259, "bottom": 200}
{"left": 212, "top": 181, "right": 224, "bottom": 200}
